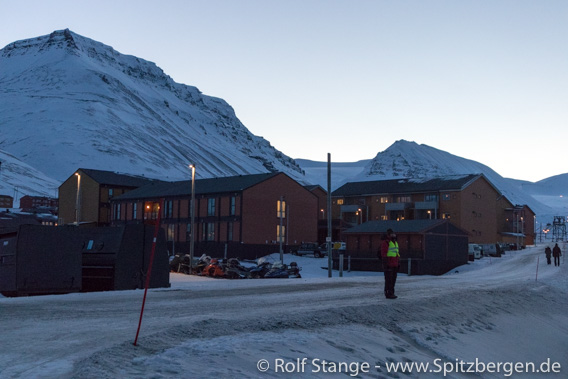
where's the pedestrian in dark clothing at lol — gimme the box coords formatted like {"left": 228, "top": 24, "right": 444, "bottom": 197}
{"left": 380, "top": 228, "right": 400, "bottom": 299}
{"left": 545, "top": 246, "right": 552, "bottom": 265}
{"left": 552, "top": 243, "right": 562, "bottom": 266}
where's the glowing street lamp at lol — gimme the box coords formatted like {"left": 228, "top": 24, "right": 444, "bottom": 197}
{"left": 189, "top": 164, "right": 196, "bottom": 271}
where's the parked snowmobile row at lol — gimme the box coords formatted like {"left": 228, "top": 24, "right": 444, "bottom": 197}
{"left": 169, "top": 254, "right": 302, "bottom": 279}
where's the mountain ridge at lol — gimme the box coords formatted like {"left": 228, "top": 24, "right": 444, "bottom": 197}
{"left": 0, "top": 29, "right": 304, "bottom": 183}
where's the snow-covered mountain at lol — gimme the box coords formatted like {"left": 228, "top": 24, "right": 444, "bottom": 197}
{"left": 0, "top": 29, "right": 304, "bottom": 185}
{"left": 0, "top": 149, "right": 60, "bottom": 201}
{"left": 0, "top": 30, "right": 564, "bottom": 221}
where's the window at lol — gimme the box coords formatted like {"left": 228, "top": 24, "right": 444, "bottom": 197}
{"left": 380, "top": 196, "right": 389, "bottom": 203}
{"left": 206, "top": 222, "right": 215, "bottom": 241}
{"left": 167, "top": 224, "right": 175, "bottom": 241}
{"left": 186, "top": 223, "right": 192, "bottom": 240}
{"left": 276, "top": 225, "right": 285, "bottom": 243}
{"left": 395, "top": 195, "right": 411, "bottom": 203}
{"left": 277, "top": 200, "right": 286, "bottom": 218}
{"left": 163, "top": 200, "right": 173, "bottom": 218}
{"left": 230, "top": 196, "right": 236, "bottom": 216}
{"left": 114, "top": 203, "right": 121, "bottom": 220}
{"left": 228, "top": 221, "right": 233, "bottom": 241}
{"left": 425, "top": 194, "right": 439, "bottom": 202}
{"left": 442, "top": 213, "right": 451, "bottom": 219}
{"left": 381, "top": 215, "right": 388, "bottom": 221}
{"left": 109, "top": 189, "right": 114, "bottom": 198}
{"left": 337, "top": 199, "right": 344, "bottom": 205}
{"left": 144, "top": 202, "right": 159, "bottom": 220}
{"left": 132, "top": 203, "right": 137, "bottom": 219}
{"left": 207, "top": 198, "right": 216, "bottom": 216}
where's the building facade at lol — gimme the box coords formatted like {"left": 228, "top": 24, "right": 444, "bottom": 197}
{"left": 0, "top": 195, "right": 14, "bottom": 209}
{"left": 342, "top": 219, "right": 469, "bottom": 275}
{"left": 110, "top": 172, "right": 319, "bottom": 258}
{"left": 332, "top": 174, "right": 534, "bottom": 245}
{"left": 58, "top": 168, "right": 156, "bottom": 226}
{"left": 19, "top": 196, "right": 58, "bottom": 214}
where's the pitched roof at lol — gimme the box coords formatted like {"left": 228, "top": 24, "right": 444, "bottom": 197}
{"left": 332, "top": 174, "right": 486, "bottom": 197}
{"left": 78, "top": 168, "right": 157, "bottom": 188}
{"left": 343, "top": 219, "right": 446, "bottom": 234}
{"left": 303, "top": 184, "right": 327, "bottom": 193}
{"left": 113, "top": 172, "right": 281, "bottom": 200}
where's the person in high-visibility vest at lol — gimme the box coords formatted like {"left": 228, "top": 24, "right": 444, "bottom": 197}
{"left": 380, "top": 228, "right": 400, "bottom": 299}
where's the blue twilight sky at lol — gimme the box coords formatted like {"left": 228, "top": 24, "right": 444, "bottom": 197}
{"left": 1, "top": 0, "right": 567, "bottom": 182}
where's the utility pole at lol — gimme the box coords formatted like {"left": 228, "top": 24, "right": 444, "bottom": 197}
{"left": 189, "top": 164, "right": 196, "bottom": 271}
{"left": 327, "top": 153, "right": 332, "bottom": 278}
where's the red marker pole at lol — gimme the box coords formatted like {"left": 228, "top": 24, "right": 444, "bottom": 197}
{"left": 535, "top": 256, "right": 540, "bottom": 282}
{"left": 134, "top": 198, "right": 164, "bottom": 346}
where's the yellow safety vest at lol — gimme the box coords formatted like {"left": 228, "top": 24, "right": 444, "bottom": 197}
{"left": 387, "top": 241, "right": 400, "bottom": 257}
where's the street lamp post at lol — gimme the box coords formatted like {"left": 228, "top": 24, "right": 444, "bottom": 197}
{"left": 279, "top": 196, "right": 284, "bottom": 262}
{"left": 74, "top": 172, "right": 81, "bottom": 225}
{"left": 189, "top": 164, "right": 196, "bottom": 272}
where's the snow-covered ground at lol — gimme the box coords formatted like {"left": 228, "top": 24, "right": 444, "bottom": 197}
{"left": 1, "top": 244, "right": 567, "bottom": 378}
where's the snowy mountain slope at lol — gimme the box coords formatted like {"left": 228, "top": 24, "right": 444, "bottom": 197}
{"left": 0, "top": 29, "right": 304, "bottom": 184}
{"left": 0, "top": 149, "right": 60, "bottom": 205}
{"left": 518, "top": 174, "right": 568, "bottom": 217}
{"left": 356, "top": 141, "right": 556, "bottom": 217}
{"left": 297, "top": 140, "right": 557, "bottom": 218}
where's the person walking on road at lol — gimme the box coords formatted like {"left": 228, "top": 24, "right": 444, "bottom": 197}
{"left": 552, "top": 243, "right": 562, "bottom": 266}
{"left": 381, "top": 228, "right": 400, "bottom": 299}
{"left": 545, "top": 246, "right": 552, "bottom": 265}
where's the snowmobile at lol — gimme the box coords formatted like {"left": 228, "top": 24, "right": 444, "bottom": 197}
{"left": 248, "top": 258, "right": 272, "bottom": 278}
{"left": 264, "top": 261, "right": 291, "bottom": 278}
{"left": 169, "top": 254, "right": 191, "bottom": 274}
{"left": 201, "top": 258, "right": 226, "bottom": 278}
{"left": 223, "top": 258, "right": 251, "bottom": 279}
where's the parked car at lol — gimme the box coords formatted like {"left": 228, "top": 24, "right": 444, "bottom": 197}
{"left": 292, "top": 243, "right": 327, "bottom": 258}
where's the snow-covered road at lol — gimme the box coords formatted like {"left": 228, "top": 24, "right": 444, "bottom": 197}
{"left": 1, "top": 246, "right": 566, "bottom": 378}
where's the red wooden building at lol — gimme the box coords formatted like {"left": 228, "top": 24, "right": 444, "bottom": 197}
{"left": 110, "top": 172, "right": 319, "bottom": 259}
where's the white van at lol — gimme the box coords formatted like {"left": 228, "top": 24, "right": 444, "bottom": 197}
{"left": 468, "top": 244, "right": 482, "bottom": 259}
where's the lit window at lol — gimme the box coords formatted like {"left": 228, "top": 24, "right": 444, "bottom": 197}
{"left": 277, "top": 200, "right": 286, "bottom": 218}
{"left": 144, "top": 202, "right": 159, "bottom": 220}
{"left": 380, "top": 197, "right": 389, "bottom": 203}
{"left": 167, "top": 224, "right": 175, "bottom": 241}
{"left": 337, "top": 199, "right": 344, "bottom": 205}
